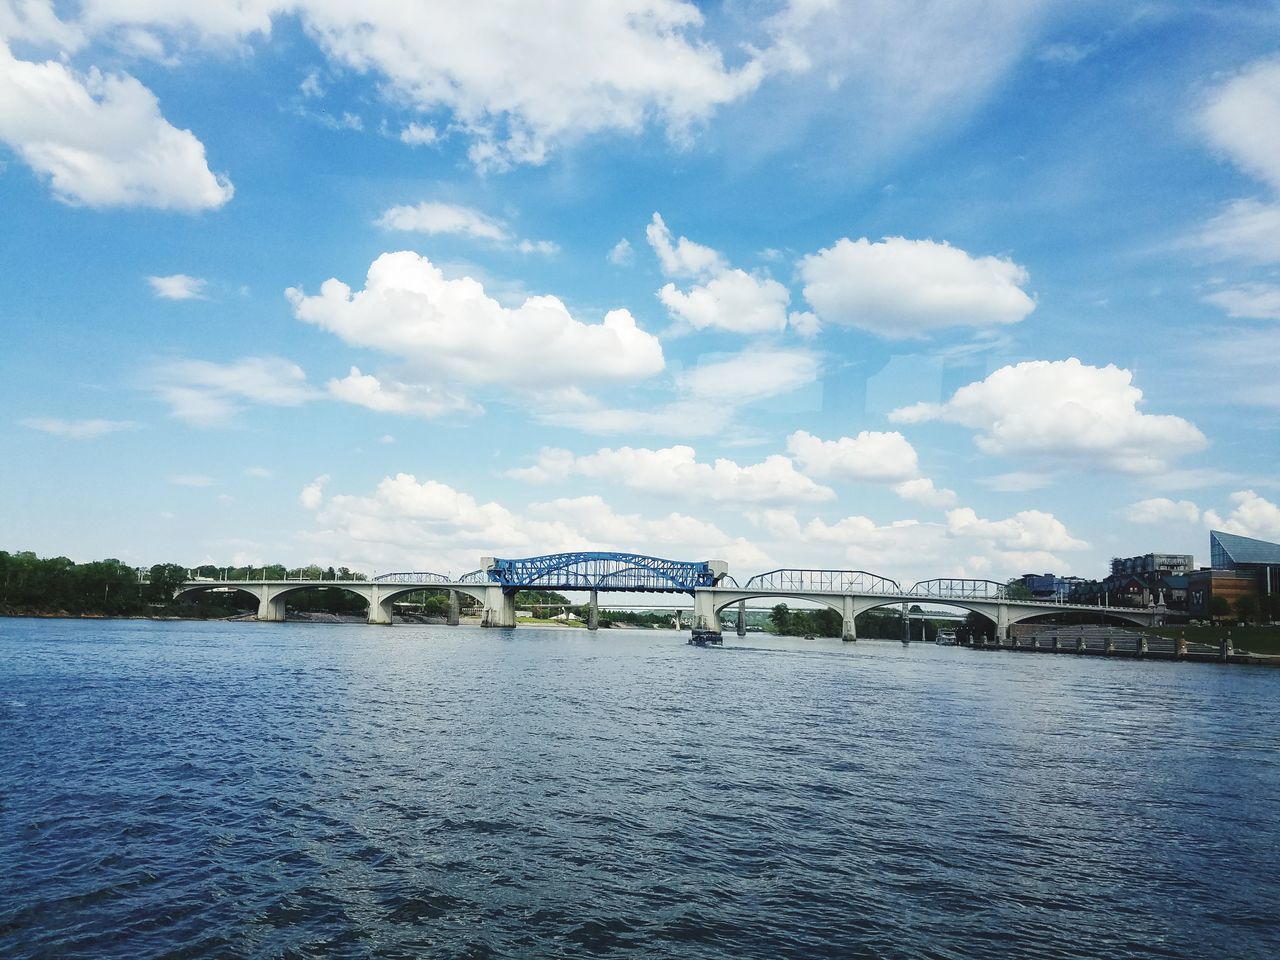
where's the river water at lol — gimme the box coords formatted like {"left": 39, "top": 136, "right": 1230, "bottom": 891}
{"left": 1, "top": 618, "right": 1278, "bottom": 958}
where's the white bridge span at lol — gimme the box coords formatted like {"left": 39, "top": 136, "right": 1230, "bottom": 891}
{"left": 175, "top": 560, "right": 1158, "bottom": 637}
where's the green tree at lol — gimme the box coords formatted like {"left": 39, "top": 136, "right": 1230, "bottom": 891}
{"left": 1233, "top": 594, "right": 1258, "bottom": 624}
{"left": 770, "top": 603, "right": 790, "bottom": 635}
{"left": 1209, "top": 595, "right": 1231, "bottom": 622}
{"left": 148, "top": 563, "right": 188, "bottom": 602}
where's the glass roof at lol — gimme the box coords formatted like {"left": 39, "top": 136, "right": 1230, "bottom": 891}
{"left": 1211, "top": 530, "right": 1280, "bottom": 566}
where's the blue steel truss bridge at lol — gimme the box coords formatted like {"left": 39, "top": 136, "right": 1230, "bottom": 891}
{"left": 174, "top": 551, "right": 1157, "bottom": 637}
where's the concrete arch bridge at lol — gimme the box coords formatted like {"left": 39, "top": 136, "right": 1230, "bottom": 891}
{"left": 692, "top": 570, "right": 1156, "bottom": 642}
{"left": 175, "top": 554, "right": 1157, "bottom": 637}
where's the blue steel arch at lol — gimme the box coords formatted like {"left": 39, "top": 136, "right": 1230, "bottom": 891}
{"left": 487, "top": 552, "right": 720, "bottom": 593}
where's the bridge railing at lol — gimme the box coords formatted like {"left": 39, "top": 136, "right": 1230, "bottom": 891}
{"left": 371, "top": 572, "right": 454, "bottom": 585}
{"left": 484, "top": 552, "right": 718, "bottom": 593}
{"left": 908, "top": 578, "right": 1009, "bottom": 600}
{"left": 742, "top": 569, "right": 901, "bottom": 593}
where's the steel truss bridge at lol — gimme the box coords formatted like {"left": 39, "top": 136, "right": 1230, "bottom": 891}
{"left": 174, "top": 553, "right": 1156, "bottom": 636}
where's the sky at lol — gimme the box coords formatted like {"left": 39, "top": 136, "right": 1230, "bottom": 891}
{"left": 2, "top": 0, "right": 1280, "bottom": 587}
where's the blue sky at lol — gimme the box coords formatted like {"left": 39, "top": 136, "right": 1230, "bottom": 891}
{"left": 2, "top": 0, "right": 1279, "bottom": 585}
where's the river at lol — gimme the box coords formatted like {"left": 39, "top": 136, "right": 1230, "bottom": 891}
{"left": 2, "top": 618, "right": 1278, "bottom": 958}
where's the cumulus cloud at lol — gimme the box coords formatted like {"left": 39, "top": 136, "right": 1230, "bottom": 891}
{"left": 537, "top": 347, "right": 819, "bottom": 437}
{"left": 1203, "top": 283, "right": 1280, "bottom": 320}
{"left": 299, "top": 473, "right": 765, "bottom": 573}
{"left": 399, "top": 122, "right": 437, "bottom": 145}
{"left": 1125, "top": 498, "right": 1201, "bottom": 525}
{"left": 299, "top": 474, "right": 329, "bottom": 510}
{"left": 1204, "top": 490, "right": 1280, "bottom": 542}
{"left": 658, "top": 269, "right": 790, "bottom": 334}
{"left": 892, "top": 477, "right": 959, "bottom": 509}
{"left": 326, "top": 367, "right": 480, "bottom": 419}
{"left": 647, "top": 212, "right": 727, "bottom": 279}
{"left": 377, "top": 201, "right": 508, "bottom": 241}
{"left": 0, "top": 41, "right": 232, "bottom": 210}
{"left": 148, "top": 274, "right": 206, "bottom": 300}
{"left": 798, "top": 236, "right": 1035, "bottom": 338}
{"left": 751, "top": 501, "right": 1086, "bottom": 580}
{"left": 647, "top": 213, "right": 791, "bottom": 334}
{"left": 945, "top": 506, "right": 1087, "bottom": 552}
{"left": 507, "top": 444, "right": 835, "bottom": 506}
{"left": 890, "top": 358, "right": 1207, "bottom": 473}
{"left": 147, "top": 355, "right": 318, "bottom": 426}
{"left": 607, "top": 238, "right": 634, "bottom": 266}
{"left": 786, "top": 429, "right": 921, "bottom": 484}
{"left": 20, "top": 417, "right": 139, "bottom": 439}
{"left": 288, "top": 251, "right": 664, "bottom": 389}
{"left": 1201, "top": 57, "right": 1280, "bottom": 192}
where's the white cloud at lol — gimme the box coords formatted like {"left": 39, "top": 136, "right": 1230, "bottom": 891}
{"left": 399, "top": 122, "right": 437, "bottom": 145}
{"left": 892, "top": 477, "right": 958, "bottom": 509}
{"left": 607, "top": 238, "right": 634, "bottom": 266}
{"left": 376, "top": 201, "right": 509, "bottom": 242}
{"left": 945, "top": 506, "right": 1087, "bottom": 552}
{"left": 0, "top": 0, "right": 84, "bottom": 47}
{"left": 20, "top": 417, "right": 139, "bottom": 439}
{"left": 299, "top": 473, "right": 766, "bottom": 573}
{"left": 798, "top": 236, "right": 1035, "bottom": 338}
{"left": 299, "top": 68, "right": 323, "bottom": 98}
{"left": 327, "top": 367, "right": 480, "bottom": 420}
{"left": 646, "top": 212, "right": 727, "bottom": 279}
{"left": 678, "top": 349, "right": 818, "bottom": 404}
{"left": 244, "top": 466, "right": 273, "bottom": 479}
{"left": 658, "top": 268, "right": 790, "bottom": 334}
{"left": 0, "top": 41, "right": 232, "bottom": 210}
{"left": 79, "top": 2, "right": 763, "bottom": 169}
{"left": 1203, "top": 283, "right": 1280, "bottom": 320}
{"left": 147, "top": 356, "right": 318, "bottom": 426}
{"left": 890, "top": 358, "right": 1207, "bottom": 473}
{"left": 786, "top": 430, "right": 920, "bottom": 483}
{"left": 507, "top": 444, "right": 835, "bottom": 506}
{"left": 1194, "top": 199, "right": 1280, "bottom": 264}
{"left": 288, "top": 252, "right": 664, "bottom": 389}
{"left": 979, "top": 471, "right": 1053, "bottom": 493}
{"left": 1201, "top": 57, "right": 1280, "bottom": 192}
{"left": 148, "top": 273, "right": 206, "bottom": 300}
{"left": 536, "top": 347, "right": 818, "bottom": 438}
{"left": 647, "top": 212, "right": 792, "bottom": 334}
{"left": 1124, "top": 498, "right": 1201, "bottom": 525}
{"left": 299, "top": 474, "right": 329, "bottom": 510}
{"left": 1204, "top": 490, "right": 1280, "bottom": 542}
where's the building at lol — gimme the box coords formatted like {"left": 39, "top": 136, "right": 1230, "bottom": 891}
{"left": 1014, "top": 573, "right": 1086, "bottom": 600}
{"left": 1186, "top": 531, "right": 1280, "bottom": 620}
{"left": 1109, "top": 553, "right": 1194, "bottom": 577}
{"left": 1068, "top": 552, "right": 1194, "bottom": 611}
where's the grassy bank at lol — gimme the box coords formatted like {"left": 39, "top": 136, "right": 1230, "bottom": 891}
{"left": 1144, "top": 624, "right": 1280, "bottom": 655}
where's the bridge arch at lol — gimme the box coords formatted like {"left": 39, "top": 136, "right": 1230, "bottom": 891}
{"left": 708, "top": 592, "right": 847, "bottom": 619}
{"left": 173, "top": 583, "right": 262, "bottom": 609}
{"left": 1005, "top": 608, "right": 1151, "bottom": 629}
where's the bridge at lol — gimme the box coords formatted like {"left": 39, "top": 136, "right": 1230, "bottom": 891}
{"left": 174, "top": 552, "right": 1157, "bottom": 638}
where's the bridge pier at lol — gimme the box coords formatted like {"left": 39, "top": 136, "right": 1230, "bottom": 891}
{"left": 736, "top": 601, "right": 746, "bottom": 637}
{"left": 995, "top": 603, "right": 1010, "bottom": 643}
{"left": 481, "top": 585, "right": 516, "bottom": 629}
{"left": 256, "top": 595, "right": 286, "bottom": 622}
{"left": 447, "top": 590, "right": 460, "bottom": 626}
{"left": 588, "top": 589, "right": 599, "bottom": 631}
{"left": 842, "top": 596, "right": 856, "bottom": 642}
{"left": 691, "top": 591, "right": 721, "bottom": 643}
{"left": 368, "top": 584, "right": 393, "bottom": 625}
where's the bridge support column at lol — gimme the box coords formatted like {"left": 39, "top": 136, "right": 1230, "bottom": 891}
{"left": 736, "top": 601, "right": 746, "bottom": 637}
{"left": 691, "top": 591, "right": 721, "bottom": 641}
{"left": 588, "top": 589, "right": 599, "bottom": 631}
{"left": 481, "top": 586, "right": 516, "bottom": 629}
{"left": 842, "top": 596, "right": 856, "bottom": 642}
{"left": 447, "top": 590, "right": 460, "bottom": 626}
{"left": 995, "top": 603, "right": 1010, "bottom": 644}
{"left": 256, "top": 594, "right": 286, "bottom": 622}
{"left": 1220, "top": 634, "right": 1232, "bottom": 661}
{"left": 901, "top": 602, "right": 910, "bottom": 644}
{"left": 368, "top": 584, "right": 393, "bottom": 625}
{"left": 674, "top": 609, "right": 682, "bottom": 630}
{"left": 1137, "top": 635, "right": 1148, "bottom": 658}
